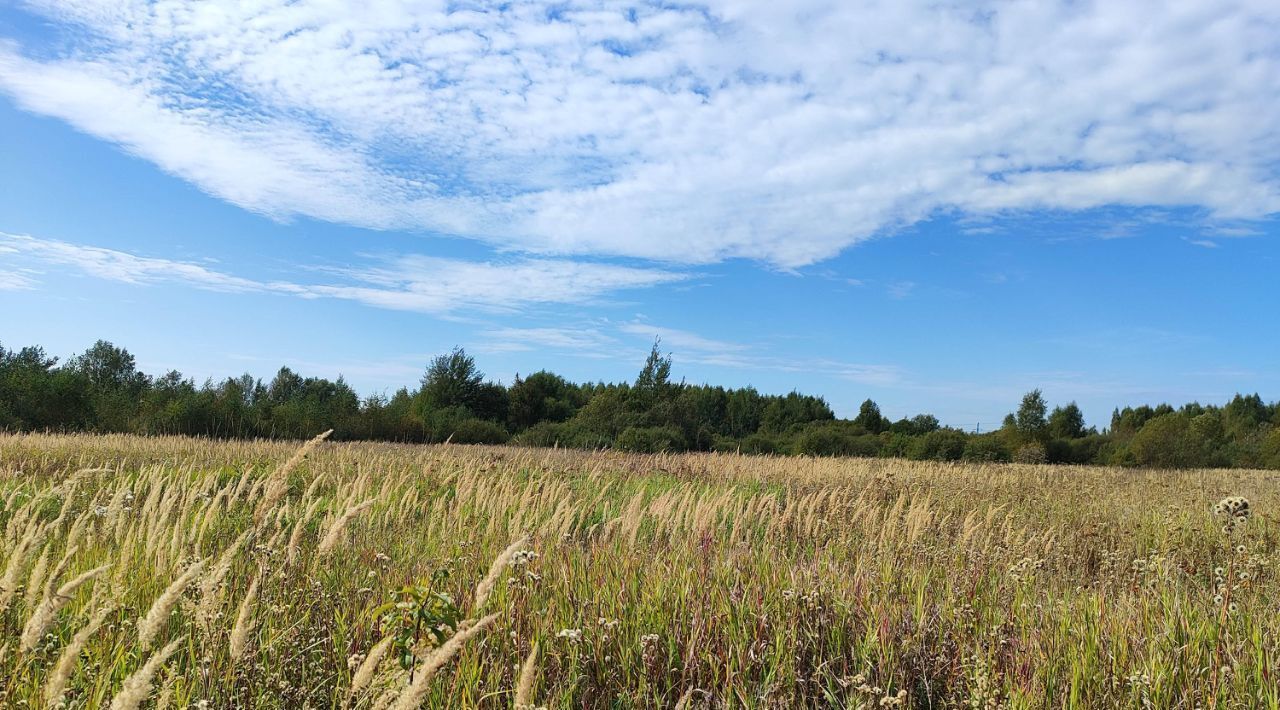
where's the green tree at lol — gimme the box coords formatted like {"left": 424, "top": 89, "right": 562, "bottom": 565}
{"left": 66, "top": 340, "right": 148, "bottom": 432}
{"left": 417, "top": 348, "right": 485, "bottom": 416}
{"left": 508, "top": 371, "right": 576, "bottom": 431}
{"left": 1048, "top": 402, "right": 1087, "bottom": 439}
{"left": 632, "top": 339, "right": 674, "bottom": 410}
{"left": 1127, "top": 413, "right": 1212, "bottom": 468}
{"left": 853, "top": 399, "right": 889, "bottom": 434}
{"left": 1015, "top": 389, "right": 1048, "bottom": 442}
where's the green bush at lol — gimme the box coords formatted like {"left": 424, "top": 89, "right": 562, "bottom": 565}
{"left": 910, "top": 429, "right": 967, "bottom": 461}
{"left": 1013, "top": 442, "right": 1047, "bottom": 464}
{"left": 615, "top": 426, "right": 685, "bottom": 453}
{"left": 445, "top": 418, "right": 510, "bottom": 445}
{"left": 513, "top": 422, "right": 568, "bottom": 448}
{"left": 792, "top": 422, "right": 880, "bottom": 457}
{"left": 962, "top": 435, "right": 1010, "bottom": 462}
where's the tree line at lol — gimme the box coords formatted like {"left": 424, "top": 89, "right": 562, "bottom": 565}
{"left": 2, "top": 339, "right": 1278, "bottom": 469}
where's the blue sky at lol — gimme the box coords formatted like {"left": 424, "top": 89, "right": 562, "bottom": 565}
{"left": 1, "top": 0, "right": 1277, "bottom": 429}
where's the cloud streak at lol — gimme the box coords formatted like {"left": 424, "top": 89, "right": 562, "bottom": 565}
{"left": 1, "top": 1, "right": 1276, "bottom": 267}
{"left": 0, "top": 231, "right": 686, "bottom": 314}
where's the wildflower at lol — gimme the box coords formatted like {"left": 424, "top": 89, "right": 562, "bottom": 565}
{"left": 556, "top": 628, "right": 582, "bottom": 643}
{"left": 1235, "top": 545, "right": 1246, "bottom": 554}
{"left": 512, "top": 550, "right": 539, "bottom": 566}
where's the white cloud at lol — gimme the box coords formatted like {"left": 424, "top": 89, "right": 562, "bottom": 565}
{"left": 617, "top": 322, "right": 748, "bottom": 353}
{"left": 0, "top": 269, "right": 38, "bottom": 290}
{"left": 0, "top": 231, "right": 686, "bottom": 314}
{"left": 474, "top": 327, "right": 620, "bottom": 356}
{"left": 1, "top": 1, "right": 1276, "bottom": 267}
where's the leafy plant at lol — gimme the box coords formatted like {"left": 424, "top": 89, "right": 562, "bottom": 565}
{"left": 370, "top": 569, "right": 461, "bottom": 680}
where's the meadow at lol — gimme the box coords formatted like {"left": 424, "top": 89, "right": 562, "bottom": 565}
{"left": 0, "top": 432, "right": 1276, "bottom": 708}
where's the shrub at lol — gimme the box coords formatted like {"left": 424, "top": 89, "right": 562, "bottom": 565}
{"left": 446, "top": 418, "right": 510, "bottom": 445}
{"left": 792, "top": 423, "right": 880, "bottom": 457}
{"left": 910, "top": 429, "right": 967, "bottom": 462}
{"left": 962, "top": 435, "right": 1010, "bottom": 462}
{"left": 513, "top": 422, "right": 567, "bottom": 448}
{"left": 615, "top": 426, "right": 685, "bottom": 453}
{"left": 739, "top": 432, "right": 780, "bottom": 455}
{"left": 1013, "top": 442, "right": 1047, "bottom": 464}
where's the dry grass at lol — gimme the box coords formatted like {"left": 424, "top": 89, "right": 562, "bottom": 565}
{"left": 0, "top": 431, "right": 1277, "bottom": 707}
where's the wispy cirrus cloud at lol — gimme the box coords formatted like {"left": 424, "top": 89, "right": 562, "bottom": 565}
{"left": 617, "top": 322, "right": 749, "bottom": 354}
{"left": 0, "top": 231, "right": 687, "bottom": 314}
{"left": 1, "top": 1, "right": 1277, "bottom": 268}
{"left": 0, "top": 268, "right": 38, "bottom": 291}
{"left": 479, "top": 321, "right": 904, "bottom": 387}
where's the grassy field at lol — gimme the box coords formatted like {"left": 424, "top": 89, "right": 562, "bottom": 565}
{"left": 0, "top": 433, "right": 1276, "bottom": 708}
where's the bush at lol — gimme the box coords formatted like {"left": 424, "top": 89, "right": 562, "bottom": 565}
{"left": 962, "top": 435, "right": 1010, "bottom": 462}
{"left": 1127, "top": 413, "right": 1216, "bottom": 468}
{"left": 615, "top": 426, "right": 685, "bottom": 453}
{"left": 739, "top": 432, "right": 780, "bottom": 455}
{"left": 1013, "top": 442, "right": 1047, "bottom": 464}
{"left": 445, "top": 418, "right": 510, "bottom": 445}
{"left": 910, "top": 429, "right": 967, "bottom": 461}
{"left": 1262, "top": 427, "right": 1280, "bottom": 469}
{"left": 513, "top": 421, "right": 568, "bottom": 448}
{"left": 792, "top": 423, "right": 880, "bottom": 457}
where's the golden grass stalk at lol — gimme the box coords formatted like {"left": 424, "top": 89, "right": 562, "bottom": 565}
{"left": 317, "top": 499, "right": 375, "bottom": 556}
{"left": 349, "top": 634, "right": 394, "bottom": 702}
{"left": 0, "top": 521, "right": 43, "bottom": 614}
{"left": 389, "top": 613, "right": 501, "bottom": 710}
{"left": 137, "top": 560, "right": 204, "bottom": 651}
{"left": 197, "top": 529, "right": 252, "bottom": 625}
{"left": 513, "top": 642, "right": 539, "bottom": 709}
{"left": 255, "top": 429, "right": 332, "bottom": 522}
{"left": 43, "top": 602, "right": 115, "bottom": 708}
{"left": 472, "top": 535, "right": 529, "bottom": 611}
{"left": 284, "top": 501, "right": 320, "bottom": 565}
{"left": 228, "top": 570, "right": 262, "bottom": 664}
{"left": 107, "top": 635, "right": 185, "bottom": 710}
{"left": 21, "top": 563, "right": 110, "bottom": 653}
{"left": 24, "top": 543, "right": 52, "bottom": 610}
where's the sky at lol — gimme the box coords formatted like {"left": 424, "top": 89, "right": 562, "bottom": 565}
{"left": 0, "top": 0, "right": 1277, "bottom": 430}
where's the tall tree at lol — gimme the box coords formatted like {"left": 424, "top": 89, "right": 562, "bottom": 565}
{"left": 634, "top": 339, "right": 673, "bottom": 396}
{"left": 1015, "top": 389, "right": 1048, "bottom": 441}
{"left": 417, "top": 348, "right": 485, "bottom": 415}
{"left": 1048, "top": 402, "right": 1087, "bottom": 439}
{"left": 853, "top": 399, "right": 889, "bottom": 434}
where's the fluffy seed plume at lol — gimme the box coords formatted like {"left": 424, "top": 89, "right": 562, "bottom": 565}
{"left": 255, "top": 430, "right": 332, "bottom": 523}
{"left": 317, "top": 499, "right": 375, "bottom": 556}
{"left": 228, "top": 570, "right": 262, "bottom": 663}
{"left": 389, "top": 613, "right": 501, "bottom": 710}
{"left": 0, "top": 522, "right": 44, "bottom": 614}
{"left": 108, "top": 635, "right": 185, "bottom": 710}
{"left": 198, "top": 529, "right": 252, "bottom": 625}
{"left": 472, "top": 536, "right": 529, "bottom": 611}
{"left": 137, "top": 560, "right": 204, "bottom": 651}
{"left": 21, "top": 563, "right": 110, "bottom": 653}
{"left": 349, "top": 635, "right": 395, "bottom": 702}
{"left": 513, "top": 642, "right": 539, "bottom": 709}
{"left": 44, "top": 602, "right": 115, "bottom": 708}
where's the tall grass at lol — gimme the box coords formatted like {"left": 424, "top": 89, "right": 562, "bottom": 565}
{"left": 0, "top": 431, "right": 1276, "bottom": 707}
